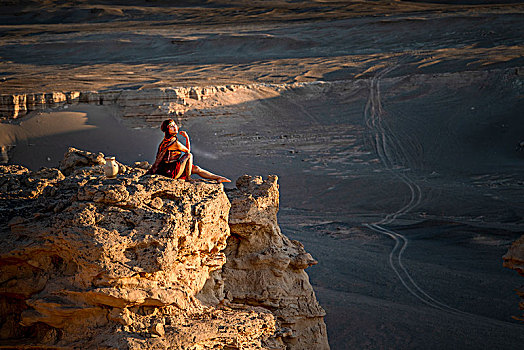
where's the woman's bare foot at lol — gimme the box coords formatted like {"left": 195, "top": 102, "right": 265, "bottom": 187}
{"left": 216, "top": 176, "right": 231, "bottom": 183}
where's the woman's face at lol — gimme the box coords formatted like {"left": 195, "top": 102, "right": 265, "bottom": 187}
{"left": 167, "top": 122, "right": 178, "bottom": 134}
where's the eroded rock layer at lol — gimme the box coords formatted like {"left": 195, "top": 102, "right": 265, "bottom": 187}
{"left": 0, "top": 148, "right": 271, "bottom": 348}
{"left": 0, "top": 85, "right": 256, "bottom": 120}
{"left": 223, "top": 175, "right": 329, "bottom": 350}
{"left": 0, "top": 148, "right": 328, "bottom": 349}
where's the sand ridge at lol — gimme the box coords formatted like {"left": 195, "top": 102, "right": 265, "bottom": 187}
{"left": 1, "top": 1, "right": 523, "bottom": 93}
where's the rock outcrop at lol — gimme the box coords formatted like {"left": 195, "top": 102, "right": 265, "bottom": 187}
{"left": 0, "top": 148, "right": 328, "bottom": 348}
{"left": 503, "top": 234, "right": 524, "bottom": 322}
{"left": 222, "top": 175, "right": 329, "bottom": 350}
{"left": 0, "top": 85, "right": 255, "bottom": 120}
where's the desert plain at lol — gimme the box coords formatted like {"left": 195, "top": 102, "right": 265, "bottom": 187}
{"left": 1, "top": 1, "right": 524, "bottom": 349}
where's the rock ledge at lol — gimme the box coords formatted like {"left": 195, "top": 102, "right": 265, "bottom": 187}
{"left": 0, "top": 148, "right": 328, "bottom": 349}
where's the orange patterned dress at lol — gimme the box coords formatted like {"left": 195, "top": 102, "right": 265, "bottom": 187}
{"left": 147, "top": 136, "right": 187, "bottom": 179}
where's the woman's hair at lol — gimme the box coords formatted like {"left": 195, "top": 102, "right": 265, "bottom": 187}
{"left": 161, "top": 119, "right": 176, "bottom": 133}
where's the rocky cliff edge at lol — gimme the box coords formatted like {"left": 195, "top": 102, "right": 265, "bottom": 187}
{"left": 0, "top": 148, "right": 329, "bottom": 349}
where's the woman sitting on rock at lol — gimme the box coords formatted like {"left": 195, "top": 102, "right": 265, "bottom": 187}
{"left": 147, "top": 119, "right": 230, "bottom": 183}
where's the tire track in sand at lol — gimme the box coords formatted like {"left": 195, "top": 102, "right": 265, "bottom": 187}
{"left": 363, "top": 62, "right": 471, "bottom": 317}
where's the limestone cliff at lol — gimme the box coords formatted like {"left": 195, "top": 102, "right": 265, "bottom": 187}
{"left": 503, "top": 234, "right": 524, "bottom": 322}
{"left": 0, "top": 148, "right": 328, "bottom": 349}
{"left": 0, "top": 85, "right": 260, "bottom": 120}
{"left": 221, "top": 175, "right": 329, "bottom": 350}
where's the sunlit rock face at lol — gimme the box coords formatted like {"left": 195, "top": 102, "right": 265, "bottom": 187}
{"left": 222, "top": 175, "right": 329, "bottom": 350}
{"left": 0, "top": 85, "right": 252, "bottom": 120}
{"left": 503, "top": 234, "right": 524, "bottom": 322}
{"left": 0, "top": 148, "right": 273, "bottom": 348}
{"left": 0, "top": 148, "right": 328, "bottom": 349}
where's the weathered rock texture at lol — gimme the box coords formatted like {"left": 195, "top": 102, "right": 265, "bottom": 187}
{"left": 0, "top": 148, "right": 328, "bottom": 349}
{"left": 0, "top": 85, "right": 255, "bottom": 120}
{"left": 503, "top": 234, "right": 524, "bottom": 322}
{"left": 222, "top": 175, "right": 329, "bottom": 350}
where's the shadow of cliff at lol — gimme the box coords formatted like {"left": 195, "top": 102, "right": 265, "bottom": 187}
{"left": 7, "top": 107, "right": 159, "bottom": 171}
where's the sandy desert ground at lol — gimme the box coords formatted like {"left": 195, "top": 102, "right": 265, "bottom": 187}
{"left": 1, "top": 1, "right": 524, "bottom": 349}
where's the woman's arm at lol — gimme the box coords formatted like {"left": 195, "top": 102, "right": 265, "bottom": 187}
{"left": 167, "top": 131, "right": 191, "bottom": 153}
{"left": 179, "top": 131, "right": 191, "bottom": 153}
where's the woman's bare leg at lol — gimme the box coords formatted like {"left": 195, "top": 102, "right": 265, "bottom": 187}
{"left": 184, "top": 153, "right": 194, "bottom": 180}
{"left": 191, "top": 164, "right": 231, "bottom": 183}
{"left": 174, "top": 154, "right": 190, "bottom": 179}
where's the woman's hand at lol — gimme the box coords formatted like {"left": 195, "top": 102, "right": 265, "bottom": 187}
{"left": 178, "top": 130, "right": 190, "bottom": 152}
